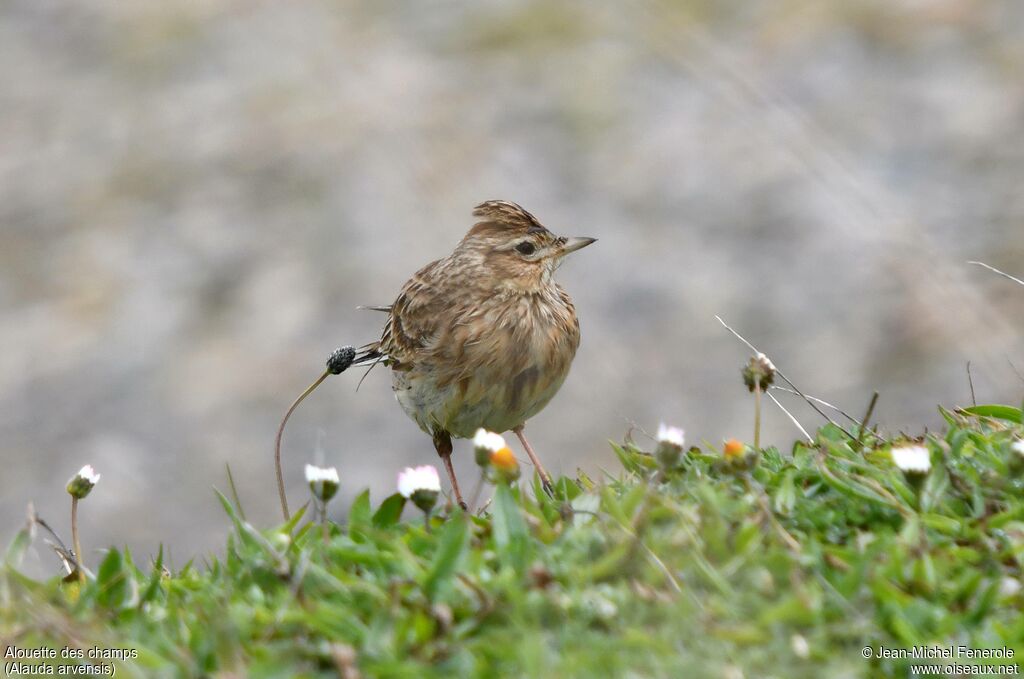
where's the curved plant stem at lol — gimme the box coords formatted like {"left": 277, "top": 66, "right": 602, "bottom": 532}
{"left": 275, "top": 370, "right": 330, "bottom": 522}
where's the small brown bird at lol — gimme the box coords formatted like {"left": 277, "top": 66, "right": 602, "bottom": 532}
{"left": 353, "top": 200, "right": 595, "bottom": 508}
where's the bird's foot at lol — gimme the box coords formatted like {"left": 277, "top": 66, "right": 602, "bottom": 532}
{"left": 540, "top": 478, "right": 555, "bottom": 498}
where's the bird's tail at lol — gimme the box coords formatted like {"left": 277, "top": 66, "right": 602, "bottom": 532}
{"left": 350, "top": 345, "right": 386, "bottom": 369}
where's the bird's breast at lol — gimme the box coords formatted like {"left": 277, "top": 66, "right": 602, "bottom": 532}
{"left": 393, "top": 287, "right": 580, "bottom": 437}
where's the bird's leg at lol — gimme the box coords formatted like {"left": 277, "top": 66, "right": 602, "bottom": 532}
{"left": 433, "top": 430, "right": 468, "bottom": 510}
{"left": 513, "top": 425, "right": 555, "bottom": 496}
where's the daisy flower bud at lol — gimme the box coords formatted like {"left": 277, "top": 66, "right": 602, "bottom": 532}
{"left": 474, "top": 428, "right": 507, "bottom": 468}
{"left": 723, "top": 439, "right": 746, "bottom": 461}
{"left": 398, "top": 465, "right": 441, "bottom": 514}
{"left": 66, "top": 465, "right": 100, "bottom": 500}
{"left": 655, "top": 423, "right": 685, "bottom": 469}
{"left": 305, "top": 464, "right": 340, "bottom": 503}
{"left": 1012, "top": 440, "right": 1024, "bottom": 459}
{"left": 891, "top": 445, "right": 931, "bottom": 475}
{"left": 490, "top": 446, "right": 521, "bottom": 482}
{"left": 742, "top": 353, "right": 776, "bottom": 392}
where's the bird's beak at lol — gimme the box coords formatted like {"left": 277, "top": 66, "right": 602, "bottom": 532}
{"left": 560, "top": 236, "right": 597, "bottom": 255}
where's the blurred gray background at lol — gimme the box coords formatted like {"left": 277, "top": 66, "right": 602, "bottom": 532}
{"left": 3, "top": 0, "right": 1023, "bottom": 573}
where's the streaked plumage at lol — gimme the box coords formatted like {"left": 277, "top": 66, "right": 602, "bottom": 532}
{"left": 355, "top": 200, "right": 594, "bottom": 507}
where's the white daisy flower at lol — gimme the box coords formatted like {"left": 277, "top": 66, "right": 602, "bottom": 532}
{"left": 305, "top": 464, "right": 339, "bottom": 503}
{"left": 655, "top": 423, "right": 685, "bottom": 469}
{"left": 474, "top": 428, "right": 510, "bottom": 468}
{"left": 79, "top": 465, "right": 100, "bottom": 484}
{"left": 1012, "top": 440, "right": 1024, "bottom": 459}
{"left": 304, "top": 464, "right": 339, "bottom": 484}
{"left": 656, "top": 423, "right": 685, "bottom": 448}
{"left": 891, "top": 445, "right": 931, "bottom": 474}
{"left": 397, "top": 465, "right": 441, "bottom": 499}
{"left": 398, "top": 465, "right": 442, "bottom": 514}
{"left": 66, "top": 464, "right": 101, "bottom": 499}
{"left": 473, "top": 428, "right": 507, "bottom": 453}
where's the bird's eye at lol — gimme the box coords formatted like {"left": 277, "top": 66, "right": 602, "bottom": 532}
{"left": 515, "top": 241, "right": 536, "bottom": 255}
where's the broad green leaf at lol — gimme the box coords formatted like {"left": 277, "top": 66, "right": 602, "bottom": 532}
{"left": 491, "top": 484, "right": 529, "bottom": 572}
{"left": 960, "top": 404, "right": 1022, "bottom": 424}
{"left": 96, "top": 548, "right": 137, "bottom": 610}
{"left": 554, "top": 476, "right": 582, "bottom": 501}
{"left": 372, "top": 493, "right": 406, "bottom": 529}
{"left": 772, "top": 469, "right": 797, "bottom": 515}
{"left": 423, "top": 512, "right": 467, "bottom": 601}
{"left": 349, "top": 489, "right": 372, "bottom": 535}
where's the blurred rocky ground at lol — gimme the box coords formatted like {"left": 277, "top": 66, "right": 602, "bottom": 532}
{"left": 2, "top": 0, "right": 1023, "bottom": 574}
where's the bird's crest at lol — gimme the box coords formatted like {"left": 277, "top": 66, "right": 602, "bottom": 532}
{"left": 469, "top": 200, "right": 550, "bottom": 237}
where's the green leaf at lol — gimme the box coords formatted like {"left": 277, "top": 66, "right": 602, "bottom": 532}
{"left": 138, "top": 544, "right": 164, "bottom": 606}
{"left": 372, "top": 493, "right": 406, "bottom": 529}
{"left": 967, "top": 578, "right": 1000, "bottom": 624}
{"left": 423, "top": 512, "right": 467, "bottom": 601}
{"left": 4, "top": 523, "right": 31, "bottom": 569}
{"left": 918, "top": 465, "right": 949, "bottom": 513}
{"left": 281, "top": 503, "right": 309, "bottom": 535}
{"left": 938, "top": 406, "right": 960, "bottom": 427}
{"left": 960, "top": 404, "right": 1022, "bottom": 424}
{"left": 610, "top": 441, "right": 656, "bottom": 476}
{"left": 349, "top": 490, "right": 372, "bottom": 535}
{"left": 610, "top": 441, "right": 640, "bottom": 475}
{"left": 815, "top": 457, "right": 905, "bottom": 512}
{"left": 214, "top": 489, "right": 286, "bottom": 565}
{"left": 919, "top": 513, "right": 962, "bottom": 535}
{"left": 554, "top": 476, "right": 582, "bottom": 501}
{"left": 96, "top": 548, "right": 137, "bottom": 610}
{"left": 772, "top": 469, "right": 797, "bottom": 515}
{"left": 491, "top": 484, "right": 529, "bottom": 572}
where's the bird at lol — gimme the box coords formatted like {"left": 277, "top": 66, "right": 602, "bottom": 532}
{"left": 350, "top": 200, "right": 595, "bottom": 509}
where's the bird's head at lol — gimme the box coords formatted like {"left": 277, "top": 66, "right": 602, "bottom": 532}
{"left": 456, "top": 200, "right": 596, "bottom": 292}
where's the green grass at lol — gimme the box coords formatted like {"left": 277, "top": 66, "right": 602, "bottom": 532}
{"left": 2, "top": 406, "right": 1024, "bottom": 678}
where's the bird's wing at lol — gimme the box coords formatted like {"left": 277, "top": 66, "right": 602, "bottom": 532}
{"left": 378, "top": 258, "right": 449, "bottom": 367}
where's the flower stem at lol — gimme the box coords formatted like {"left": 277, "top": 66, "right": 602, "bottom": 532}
{"left": 275, "top": 369, "right": 330, "bottom": 522}
{"left": 754, "top": 378, "right": 762, "bottom": 450}
{"left": 70, "top": 497, "right": 84, "bottom": 582}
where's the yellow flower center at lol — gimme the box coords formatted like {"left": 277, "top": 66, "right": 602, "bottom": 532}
{"left": 723, "top": 439, "right": 745, "bottom": 459}
{"left": 490, "top": 446, "right": 518, "bottom": 470}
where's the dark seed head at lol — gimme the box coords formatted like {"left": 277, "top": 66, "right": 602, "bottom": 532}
{"left": 742, "top": 353, "right": 776, "bottom": 392}
{"left": 326, "top": 346, "right": 356, "bottom": 375}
